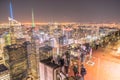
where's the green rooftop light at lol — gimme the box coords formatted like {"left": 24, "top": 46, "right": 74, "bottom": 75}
{"left": 32, "top": 9, "right": 35, "bottom": 27}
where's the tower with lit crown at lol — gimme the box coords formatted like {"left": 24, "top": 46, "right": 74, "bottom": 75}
{"left": 27, "top": 9, "right": 40, "bottom": 80}
{"left": 9, "top": 0, "right": 16, "bottom": 45}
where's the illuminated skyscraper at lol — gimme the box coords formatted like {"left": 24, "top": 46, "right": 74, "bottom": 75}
{"left": 8, "top": 0, "right": 24, "bottom": 44}
{"left": 5, "top": 44, "right": 28, "bottom": 80}
{"left": 27, "top": 9, "right": 40, "bottom": 80}
{"left": 0, "top": 37, "right": 6, "bottom": 65}
{"left": 9, "top": 0, "right": 16, "bottom": 45}
{"left": 0, "top": 64, "right": 10, "bottom": 80}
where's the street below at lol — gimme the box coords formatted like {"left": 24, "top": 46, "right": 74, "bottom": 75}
{"left": 68, "top": 41, "right": 120, "bottom": 80}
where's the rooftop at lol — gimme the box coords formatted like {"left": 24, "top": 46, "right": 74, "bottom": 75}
{"left": 0, "top": 64, "right": 8, "bottom": 73}
{"left": 40, "top": 58, "right": 59, "bottom": 69}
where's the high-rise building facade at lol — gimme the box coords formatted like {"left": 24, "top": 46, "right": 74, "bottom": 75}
{"left": 5, "top": 44, "right": 28, "bottom": 80}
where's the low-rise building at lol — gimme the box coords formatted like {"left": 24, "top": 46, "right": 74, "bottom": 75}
{"left": 0, "top": 64, "right": 10, "bottom": 80}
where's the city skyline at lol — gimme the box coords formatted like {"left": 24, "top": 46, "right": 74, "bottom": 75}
{"left": 0, "top": 0, "right": 120, "bottom": 23}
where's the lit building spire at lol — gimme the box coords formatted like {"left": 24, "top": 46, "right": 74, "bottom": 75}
{"left": 32, "top": 9, "right": 35, "bottom": 27}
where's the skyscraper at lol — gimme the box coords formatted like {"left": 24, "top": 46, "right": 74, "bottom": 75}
{"left": 5, "top": 44, "right": 28, "bottom": 80}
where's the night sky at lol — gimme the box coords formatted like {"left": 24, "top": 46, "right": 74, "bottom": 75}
{"left": 0, "top": 0, "right": 120, "bottom": 23}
